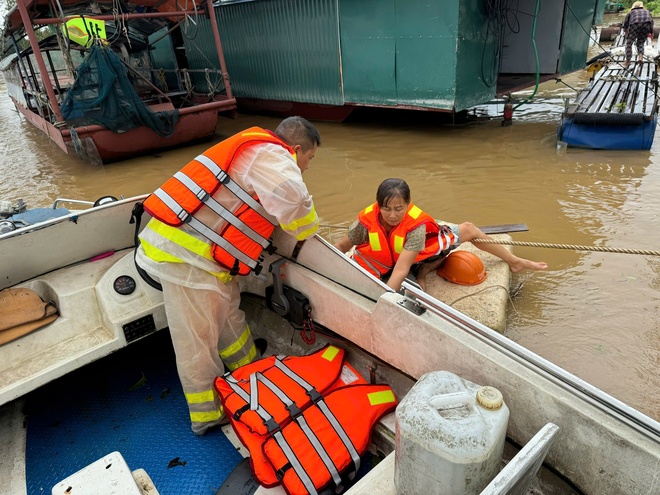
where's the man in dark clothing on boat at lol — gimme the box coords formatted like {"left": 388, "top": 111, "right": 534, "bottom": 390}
{"left": 622, "top": 1, "right": 654, "bottom": 68}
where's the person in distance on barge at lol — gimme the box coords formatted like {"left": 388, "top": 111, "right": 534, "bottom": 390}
{"left": 622, "top": 1, "right": 654, "bottom": 69}
{"left": 136, "top": 117, "right": 321, "bottom": 435}
{"left": 333, "top": 178, "right": 548, "bottom": 292}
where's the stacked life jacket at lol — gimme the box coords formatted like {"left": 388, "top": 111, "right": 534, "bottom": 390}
{"left": 142, "top": 127, "right": 295, "bottom": 276}
{"left": 214, "top": 345, "right": 398, "bottom": 495}
{"left": 354, "top": 202, "right": 456, "bottom": 278}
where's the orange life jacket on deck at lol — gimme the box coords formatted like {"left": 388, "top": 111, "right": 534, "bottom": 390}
{"left": 263, "top": 384, "right": 397, "bottom": 495}
{"left": 214, "top": 345, "right": 397, "bottom": 494}
{"left": 142, "top": 127, "right": 295, "bottom": 276}
{"left": 353, "top": 202, "right": 456, "bottom": 277}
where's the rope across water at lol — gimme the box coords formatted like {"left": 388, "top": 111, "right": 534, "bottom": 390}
{"left": 471, "top": 238, "right": 660, "bottom": 257}
{"left": 317, "top": 224, "right": 660, "bottom": 256}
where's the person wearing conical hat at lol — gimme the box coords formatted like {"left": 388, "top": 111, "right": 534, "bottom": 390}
{"left": 622, "top": 1, "right": 654, "bottom": 68}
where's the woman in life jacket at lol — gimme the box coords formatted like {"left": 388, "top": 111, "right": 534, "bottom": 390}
{"left": 333, "top": 178, "right": 548, "bottom": 292}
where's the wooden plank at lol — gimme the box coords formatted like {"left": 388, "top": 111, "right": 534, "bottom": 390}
{"left": 643, "top": 78, "right": 657, "bottom": 117}
{"left": 576, "top": 76, "right": 610, "bottom": 112}
{"left": 638, "top": 62, "right": 657, "bottom": 117}
{"left": 588, "top": 72, "right": 623, "bottom": 113}
{"left": 623, "top": 79, "right": 637, "bottom": 113}
{"left": 597, "top": 79, "right": 623, "bottom": 113}
{"left": 478, "top": 224, "right": 529, "bottom": 235}
{"left": 574, "top": 65, "right": 618, "bottom": 112}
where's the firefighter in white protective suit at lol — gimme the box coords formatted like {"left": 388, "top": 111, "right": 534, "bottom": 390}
{"left": 135, "top": 116, "right": 321, "bottom": 435}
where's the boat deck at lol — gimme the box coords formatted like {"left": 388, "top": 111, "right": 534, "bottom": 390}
{"left": 564, "top": 58, "right": 657, "bottom": 123}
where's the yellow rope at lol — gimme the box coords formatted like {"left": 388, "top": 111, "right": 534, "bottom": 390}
{"left": 472, "top": 238, "right": 660, "bottom": 257}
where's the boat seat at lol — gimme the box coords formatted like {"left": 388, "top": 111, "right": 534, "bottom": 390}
{"left": 480, "top": 423, "right": 560, "bottom": 495}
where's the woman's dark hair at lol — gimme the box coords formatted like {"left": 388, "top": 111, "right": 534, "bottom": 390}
{"left": 376, "top": 178, "right": 410, "bottom": 207}
{"left": 275, "top": 116, "right": 321, "bottom": 152}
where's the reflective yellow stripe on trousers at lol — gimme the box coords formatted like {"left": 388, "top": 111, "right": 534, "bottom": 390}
{"left": 219, "top": 324, "right": 258, "bottom": 371}
{"left": 185, "top": 389, "right": 224, "bottom": 423}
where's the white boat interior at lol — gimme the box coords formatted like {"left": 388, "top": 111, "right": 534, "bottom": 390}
{"left": 0, "top": 196, "right": 659, "bottom": 495}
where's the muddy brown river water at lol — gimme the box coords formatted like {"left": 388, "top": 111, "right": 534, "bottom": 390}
{"left": 1, "top": 29, "right": 658, "bottom": 422}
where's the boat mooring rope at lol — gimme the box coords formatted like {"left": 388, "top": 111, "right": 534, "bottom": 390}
{"left": 472, "top": 238, "right": 660, "bottom": 257}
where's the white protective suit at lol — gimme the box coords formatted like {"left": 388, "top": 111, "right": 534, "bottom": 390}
{"left": 135, "top": 141, "right": 318, "bottom": 434}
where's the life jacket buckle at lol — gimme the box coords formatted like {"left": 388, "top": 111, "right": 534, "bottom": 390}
{"left": 129, "top": 202, "right": 143, "bottom": 224}
{"left": 275, "top": 462, "right": 292, "bottom": 481}
{"left": 285, "top": 403, "right": 302, "bottom": 420}
{"left": 230, "top": 259, "right": 240, "bottom": 276}
{"left": 307, "top": 388, "right": 322, "bottom": 403}
{"left": 233, "top": 403, "right": 250, "bottom": 421}
{"left": 265, "top": 242, "right": 276, "bottom": 255}
{"left": 253, "top": 263, "right": 263, "bottom": 276}
{"left": 218, "top": 171, "right": 231, "bottom": 185}
{"left": 265, "top": 417, "right": 281, "bottom": 434}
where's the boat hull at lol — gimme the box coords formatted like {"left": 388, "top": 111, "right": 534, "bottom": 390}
{"left": 558, "top": 115, "right": 658, "bottom": 150}
{"left": 8, "top": 96, "right": 236, "bottom": 163}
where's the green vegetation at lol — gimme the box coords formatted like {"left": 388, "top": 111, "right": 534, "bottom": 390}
{"left": 619, "top": 0, "right": 660, "bottom": 16}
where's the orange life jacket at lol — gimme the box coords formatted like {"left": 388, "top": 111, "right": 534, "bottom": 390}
{"left": 142, "top": 127, "right": 295, "bottom": 275}
{"left": 263, "top": 384, "right": 397, "bottom": 495}
{"left": 353, "top": 202, "right": 456, "bottom": 277}
{"left": 214, "top": 345, "right": 397, "bottom": 493}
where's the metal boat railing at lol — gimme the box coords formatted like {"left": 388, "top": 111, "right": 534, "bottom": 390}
{"left": 400, "top": 280, "right": 660, "bottom": 443}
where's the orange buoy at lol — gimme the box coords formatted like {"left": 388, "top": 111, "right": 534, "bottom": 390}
{"left": 436, "top": 251, "right": 487, "bottom": 286}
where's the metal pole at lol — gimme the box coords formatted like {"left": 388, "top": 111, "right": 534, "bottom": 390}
{"left": 16, "top": 0, "right": 64, "bottom": 121}
{"left": 205, "top": 0, "right": 233, "bottom": 99}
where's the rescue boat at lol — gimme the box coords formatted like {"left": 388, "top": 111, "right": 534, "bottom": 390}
{"left": 0, "top": 195, "right": 658, "bottom": 495}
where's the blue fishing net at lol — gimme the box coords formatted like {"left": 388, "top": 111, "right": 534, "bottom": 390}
{"left": 61, "top": 44, "right": 178, "bottom": 137}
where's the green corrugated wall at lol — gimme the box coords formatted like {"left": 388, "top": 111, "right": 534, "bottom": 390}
{"left": 206, "top": 0, "right": 598, "bottom": 113}
{"left": 215, "top": 0, "right": 343, "bottom": 105}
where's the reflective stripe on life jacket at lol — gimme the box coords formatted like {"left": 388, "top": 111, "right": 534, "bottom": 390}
{"left": 214, "top": 345, "right": 397, "bottom": 494}
{"left": 354, "top": 202, "right": 455, "bottom": 277}
{"left": 142, "top": 127, "right": 294, "bottom": 276}
{"left": 263, "top": 384, "right": 397, "bottom": 495}
{"left": 216, "top": 345, "right": 346, "bottom": 436}
{"left": 219, "top": 359, "right": 367, "bottom": 488}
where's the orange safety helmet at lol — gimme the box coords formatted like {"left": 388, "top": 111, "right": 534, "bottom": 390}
{"left": 436, "top": 251, "right": 487, "bottom": 286}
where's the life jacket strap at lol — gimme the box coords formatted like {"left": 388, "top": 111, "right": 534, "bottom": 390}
{"left": 316, "top": 399, "right": 361, "bottom": 477}
{"left": 226, "top": 356, "right": 323, "bottom": 434}
{"left": 130, "top": 202, "right": 163, "bottom": 291}
{"left": 226, "top": 374, "right": 282, "bottom": 433}
{"left": 153, "top": 188, "right": 190, "bottom": 223}
{"left": 253, "top": 372, "right": 303, "bottom": 419}
{"left": 273, "top": 431, "right": 319, "bottom": 495}
{"left": 173, "top": 171, "right": 271, "bottom": 249}
{"left": 353, "top": 249, "right": 390, "bottom": 275}
{"left": 195, "top": 154, "right": 276, "bottom": 225}
{"left": 297, "top": 414, "right": 344, "bottom": 488}
{"left": 275, "top": 462, "right": 292, "bottom": 481}
{"left": 273, "top": 357, "right": 322, "bottom": 403}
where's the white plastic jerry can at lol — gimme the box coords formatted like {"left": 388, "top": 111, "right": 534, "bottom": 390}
{"left": 394, "top": 371, "right": 509, "bottom": 495}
